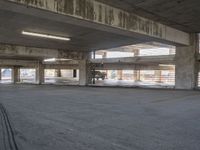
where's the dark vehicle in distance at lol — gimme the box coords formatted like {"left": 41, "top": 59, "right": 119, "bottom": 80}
{"left": 92, "top": 71, "right": 106, "bottom": 80}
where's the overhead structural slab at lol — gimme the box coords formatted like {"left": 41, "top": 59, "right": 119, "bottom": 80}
{"left": 0, "top": 44, "right": 85, "bottom": 60}
{"left": 2, "top": 0, "right": 190, "bottom": 48}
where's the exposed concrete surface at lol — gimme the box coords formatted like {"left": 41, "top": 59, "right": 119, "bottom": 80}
{"left": 175, "top": 34, "right": 199, "bottom": 89}
{"left": 1, "top": 0, "right": 190, "bottom": 46}
{"left": 97, "top": 0, "right": 200, "bottom": 33}
{"left": 91, "top": 55, "right": 175, "bottom": 64}
{"left": 1, "top": 85, "right": 200, "bottom": 150}
{"left": 0, "top": 43, "right": 86, "bottom": 60}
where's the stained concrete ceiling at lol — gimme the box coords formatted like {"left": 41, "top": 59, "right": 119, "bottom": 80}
{"left": 0, "top": 0, "right": 197, "bottom": 53}
{"left": 98, "top": 0, "right": 200, "bottom": 32}
{"left": 0, "top": 9, "right": 144, "bottom": 52}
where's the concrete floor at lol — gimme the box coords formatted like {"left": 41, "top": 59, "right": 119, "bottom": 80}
{"left": 0, "top": 85, "right": 200, "bottom": 150}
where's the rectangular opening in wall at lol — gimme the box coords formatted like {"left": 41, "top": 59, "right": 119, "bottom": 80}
{"left": 44, "top": 69, "right": 79, "bottom": 85}
{"left": 92, "top": 68, "right": 175, "bottom": 88}
{"left": 20, "top": 69, "right": 36, "bottom": 83}
{"left": 0, "top": 68, "right": 12, "bottom": 84}
{"left": 95, "top": 42, "right": 175, "bottom": 59}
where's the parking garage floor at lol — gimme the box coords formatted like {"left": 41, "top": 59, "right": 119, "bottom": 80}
{"left": 0, "top": 85, "right": 200, "bottom": 150}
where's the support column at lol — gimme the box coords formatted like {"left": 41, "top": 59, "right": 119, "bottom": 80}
{"left": 36, "top": 62, "right": 44, "bottom": 85}
{"left": 55, "top": 69, "right": 62, "bottom": 77}
{"left": 103, "top": 52, "right": 108, "bottom": 79}
{"left": 117, "top": 70, "right": 123, "bottom": 80}
{"left": 175, "top": 34, "right": 199, "bottom": 90}
{"left": 79, "top": 53, "right": 91, "bottom": 86}
{"left": 133, "top": 49, "right": 140, "bottom": 56}
{"left": 79, "top": 59, "right": 89, "bottom": 86}
{"left": 12, "top": 66, "right": 20, "bottom": 84}
{"left": 133, "top": 50, "right": 140, "bottom": 82}
{"left": 155, "top": 70, "right": 162, "bottom": 83}
{"left": 134, "top": 70, "right": 140, "bottom": 81}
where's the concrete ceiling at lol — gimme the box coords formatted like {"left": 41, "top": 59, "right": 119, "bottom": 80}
{"left": 98, "top": 0, "right": 200, "bottom": 32}
{"left": 0, "top": 9, "right": 144, "bottom": 52}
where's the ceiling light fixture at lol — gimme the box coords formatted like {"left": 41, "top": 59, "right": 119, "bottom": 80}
{"left": 22, "top": 31, "right": 70, "bottom": 41}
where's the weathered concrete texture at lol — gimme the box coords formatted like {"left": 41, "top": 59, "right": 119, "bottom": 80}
{"left": 35, "top": 62, "right": 44, "bottom": 84}
{"left": 95, "top": 64, "right": 174, "bottom": 71}
{"left": 0, "top": 44, "right": 85, "bottom": 60}
{"left": 175, "top": 34, "right": 199, "bottom": 89}
{"left": 7, "top": 0, "right": 189, "bottom": 45}
{"left": 1, "top": 85, "right": 200, "bottom": 150}
{"left": 79, "top": 59, "right": 89, "bottom": 86}
{"left": 12, "top": 66, "right": 20, "bottom": 83}
{"left": 55, "top": 69, "right": 62, "bottom": 77}
{"left": 0, "top": 58, "right": 174, "bottom": 71}
{"left": 91, "top": 55, "right": 175, "bottom": 64}
{"left": 97, "top": 0, "right": 200, "bottom": 33}
{"left": 155, "top": 70, "right": 162, "bottom": 83}
{"left": 0, "top": 59, "right": 38, "bottom": 68}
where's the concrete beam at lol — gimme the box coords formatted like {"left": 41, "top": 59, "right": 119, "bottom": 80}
{"left": 0, "top": 59, "right": 38, "bottom": 67}
{"left": 91, "top": 55, "right": 175, "bottom": 64}
{"left": 44, "top": 64, "right": 79, "bottom": 70}
{"left": 44, "top": 63, "right": 173, "bottom": 70}
{"left": 0, "top": 44, "right": 85, "bottom": 60}
{"left": 4, "top": 0, "right": 190, "bottom": 46}
{"left": 95, "top": 64, "right": 174, "bottom": 70}
{"left": 0, "top": 58, "right": 175, "bottom": 71}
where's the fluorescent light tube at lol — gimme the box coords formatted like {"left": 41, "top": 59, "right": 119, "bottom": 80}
{"left": 22, "top": 31, "right": 70, "bottom": 41}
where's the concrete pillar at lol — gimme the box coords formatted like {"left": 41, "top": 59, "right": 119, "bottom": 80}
{"left": 134, "top": 70, "right": 140, "bottom": 81}
{"left": 55, "top": 69, "right": 62, "bottom": 77}
{"left": 155, "top": 70, "right": 162, "bottom": 83}
{"left": 12, "top": 66, "right": 20, "bottom": 84}
{"left": 175, "top": 34, "right": 199, "bottom": 89}
{"left": 79, "top": 59, "right": 89, "bottom": 86}
{"left": 117, "top": 70, "right": 123, "bottom": 80}
{"left": 79, "top": 52, "right": 91, "bottom": 86}
{"left": 103, "top": 52, "right": 107, "bottom": 58}
{"left": 36, "top": 62, "right": 44, "bottom": 84}
{"left": 103, "top": 52, "right": 108, "bottom": 79}
{"left": 133, "top": 49, "right": 140, "bottom": 56}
